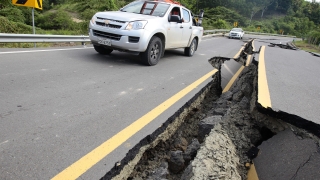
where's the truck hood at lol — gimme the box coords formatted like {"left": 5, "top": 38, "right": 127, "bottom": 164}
{"left": 95, "top": 11, "right": 162, "bottom": 22}
{"left": 230, "top": 31, "right": 242, "bottom": 34}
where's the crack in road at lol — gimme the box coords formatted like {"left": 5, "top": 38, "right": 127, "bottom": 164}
{"left": 290, "top": 153, "right": 313, "bottom": 180}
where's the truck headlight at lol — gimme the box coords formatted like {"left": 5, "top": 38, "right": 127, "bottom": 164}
{"left": 91, "top": 15, "right": 97, "bottom": 25}
{"left": 125, "top": 21, "right": 147, "bottom": 30}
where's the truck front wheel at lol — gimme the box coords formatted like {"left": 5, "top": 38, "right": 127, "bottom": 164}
{"left": 140, "top": 36, "right": 162, "bottom": 66}
{"left": 94, "top": 45, "right": 113, "bottom": 55}
{"left": 184, "top": 38, "right": 197, "bottom": 57}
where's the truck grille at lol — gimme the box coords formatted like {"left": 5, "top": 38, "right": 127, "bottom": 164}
{"left": 96, "top": 22, "right": 122, "bottom": 29}
{"left": 129, "top": 36, "right": 140, "bottom": 43}
{"left": 92, "top": 30, "right": 122, "bottom": 41}
{"left": 97, "top": 17, "right": 126, "bottom": 24}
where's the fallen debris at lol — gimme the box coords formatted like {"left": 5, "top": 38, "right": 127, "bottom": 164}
{"left": 310, "top": 52, "right": 320, "bottom": 57}
{"left": 268, "top": 42, "right": 298, "bottom": 50}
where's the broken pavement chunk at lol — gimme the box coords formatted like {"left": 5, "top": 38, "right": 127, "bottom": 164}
{"left": 198, "top": 115, "right": 222, "bottom": 141}
{"left": 254, "top": 129, "right": 318, "bottom": 180}
{"left": 168, "top": 151, "right": 185, "bottom": 174}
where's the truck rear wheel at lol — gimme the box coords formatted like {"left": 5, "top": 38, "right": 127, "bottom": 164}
{"left": 140, "top": 36, "right": 162, "bottom": 66}
{"left": 94, "top": 45, "right": 113, "bottom": 55}
{"left": 184, "top": 38, "right": 197, "bottom": 57}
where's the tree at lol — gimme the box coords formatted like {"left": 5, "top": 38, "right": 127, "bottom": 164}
{"left": 261, "top": 0, "right": 275, "bottom": 19}
{"left": 71, "top": 0, "right": 118, "bottom": 12}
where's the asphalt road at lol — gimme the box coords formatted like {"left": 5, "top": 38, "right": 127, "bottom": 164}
{"left": 2, "top": 34, "right": 316, "bottom": 180}
{"left": 254, "top": 37, "right": 320, "bottom": 124}
{"left": 0, "top": 36, "right": 246, "bottom": 179}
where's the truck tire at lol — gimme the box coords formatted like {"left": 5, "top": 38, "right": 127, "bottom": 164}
{"left": 140, "top": 36, "right": 162, "bottom": 66}
{"left": 94, "top": 45, "right": 113, "bottom": 55}
{"left": 184, "top": 38, "right": 197, "bottom": 57}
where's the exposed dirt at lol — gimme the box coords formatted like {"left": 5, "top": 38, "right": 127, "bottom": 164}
{"left": 124, "top": 64, "right": 262, "bottom": 180}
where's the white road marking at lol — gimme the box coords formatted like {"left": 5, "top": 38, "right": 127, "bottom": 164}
{"left": 119, "top": 91, "right": 127, "bottom": 95}
{"left": 0, "top": 140, "right": 9, "bottom": 146}
{"left": 0, "top": 47, "right": 93, "bottom": 55}
{"left": 202, "top": 37, "right": 222, "bottom": 41}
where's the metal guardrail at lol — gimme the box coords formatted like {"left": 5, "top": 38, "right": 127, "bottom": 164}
{"left": 0, "top": 30, "right": 295, "bottom": 43}
{"left": 204, "top": 29, "right": 296, "bottom": 38}
{"left": 203, "top": 29, "right": 229, "bottom": 34}
{"left": 244, "top": 31, "right": 296, "bottom": 38}
{"left": 0, "top": 33, "right": 90, "bottom": 43}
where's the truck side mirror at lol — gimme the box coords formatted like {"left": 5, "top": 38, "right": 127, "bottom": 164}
{"left": 199, "top": 9, "right": 204, "bottom": 18}
{"left": 169, "top": 15, "right": 182, "bottom": 23}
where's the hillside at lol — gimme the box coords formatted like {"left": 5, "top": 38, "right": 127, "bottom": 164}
{"left": 0, "top": 0, "right": 319, "bottom": 39}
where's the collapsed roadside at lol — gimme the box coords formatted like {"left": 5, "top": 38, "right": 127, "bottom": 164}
{"left": 100, "top": 41, "right": 320, "bottom": 180}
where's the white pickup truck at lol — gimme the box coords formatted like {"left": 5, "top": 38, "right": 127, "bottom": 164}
{"left": 89, "top": 0, "right": 204, "bottom": 66}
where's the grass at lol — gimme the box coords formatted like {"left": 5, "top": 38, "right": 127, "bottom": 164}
{"left": 0, "top": 42, "right": 85, "bottom": 48}
{"left": 294, "top": 40, "right": 320, "bottom": 54}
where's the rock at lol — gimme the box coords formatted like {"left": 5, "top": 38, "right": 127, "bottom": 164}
{"left": 181, "top": 163, "right": 194, "bottom": 180}
{"left": 172, "top": 137, "right": 188, "bottom": 151}
{"left": 212, "top": 108, "right": 227, "bottom": 116}
{"left": 183, "top": 138, "right": 201, "bottom": 163}
{"left": 239, "top": 96, "right": 249, "bottom": 109}
{"left": 220, "top": 91, "right": 233, "bottom": 101}
{"left": 146, "top": 162, "right": 169, "bottom": 180}
{"left": 212, "top": 99, "right": 228, "bottom": 108}
{"left": 232, "top": 90, "right": 244, "bottom": 101}
{"left": 198, "top": 116, "right": 222, "bottom": 141}
{"left": 241, "top": 83, "right": 252, "bottom": 98}
{"left": 168, "top": 151, "right": 185, "bottom": 174}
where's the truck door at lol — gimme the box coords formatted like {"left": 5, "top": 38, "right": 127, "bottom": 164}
{"left": 180, "top": 8, "right": 193, "bottom": 47}
{"left": 166, "top": 7, "right": 183, "bottom": 48}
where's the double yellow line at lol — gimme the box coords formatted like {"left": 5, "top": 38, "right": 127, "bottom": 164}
{"left": 257, "top": 46, "right": 271, "bottom": 108}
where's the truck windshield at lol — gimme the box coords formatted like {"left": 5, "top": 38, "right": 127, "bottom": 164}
{"left": 120, "top": 1, "right": 170, "bottom": 17}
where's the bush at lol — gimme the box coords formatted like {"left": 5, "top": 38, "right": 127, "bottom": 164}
{"left": 81, "top": 9, "right": 97, "bottom": 20}
{"left": 0, "top": 8, "right": 25, "bottom": 23}
{"left": 307, "top": 31, "right": 320, "bottom": 45}
{"left": 36, "top": 10, "right": 76, "bottom": 30}
{"left": 0, "top": 16, "right": 39, "bottom": 33}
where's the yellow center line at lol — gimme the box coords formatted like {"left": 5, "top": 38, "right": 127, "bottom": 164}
{"left": 246, "top": 40, "right": 255, "bottom": 66}
{"left": 233, "top": 47, "right": 244, "bottom": 59}
{"left": 222, "top": 66, "right": 245, "bottom": 93}
{"left": 246, "top": 54, "right": 252, "bottom": 66}
{"left": 248, "top": 163, "right": 259, "bottom": 180}
{"left": 52, "top": 69, "right": 218, "bottom": 180}
{"left": 258, "top": 46, "right": 272, "bottom": 108}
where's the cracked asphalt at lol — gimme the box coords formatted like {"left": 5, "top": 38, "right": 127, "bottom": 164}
{"left": 254, "top": 129, "right": 320, "bottom": 180}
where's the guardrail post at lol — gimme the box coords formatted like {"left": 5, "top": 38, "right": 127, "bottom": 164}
{"left": 82, "top": 35, "right": 86, "bottom": 46}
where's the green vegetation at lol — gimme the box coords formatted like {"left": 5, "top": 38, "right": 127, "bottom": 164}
{"left": 294, "top": 30, "right": 320, "bottom": 53}
{"left": 294, "top": 40, "right": 320, "bottom": 54}
{"left": 0, "top": 0, "right": 319, "bottom": 47}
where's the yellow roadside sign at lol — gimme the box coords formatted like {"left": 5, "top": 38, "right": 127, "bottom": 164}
{"left": 234, "top": 22, "right": 238, "bottom": 27}
{"left": 257, "top": 26, "right": 261, "bottom": 30}
{"left": 12, "top": 0, "right": 42, "bottom": 10}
